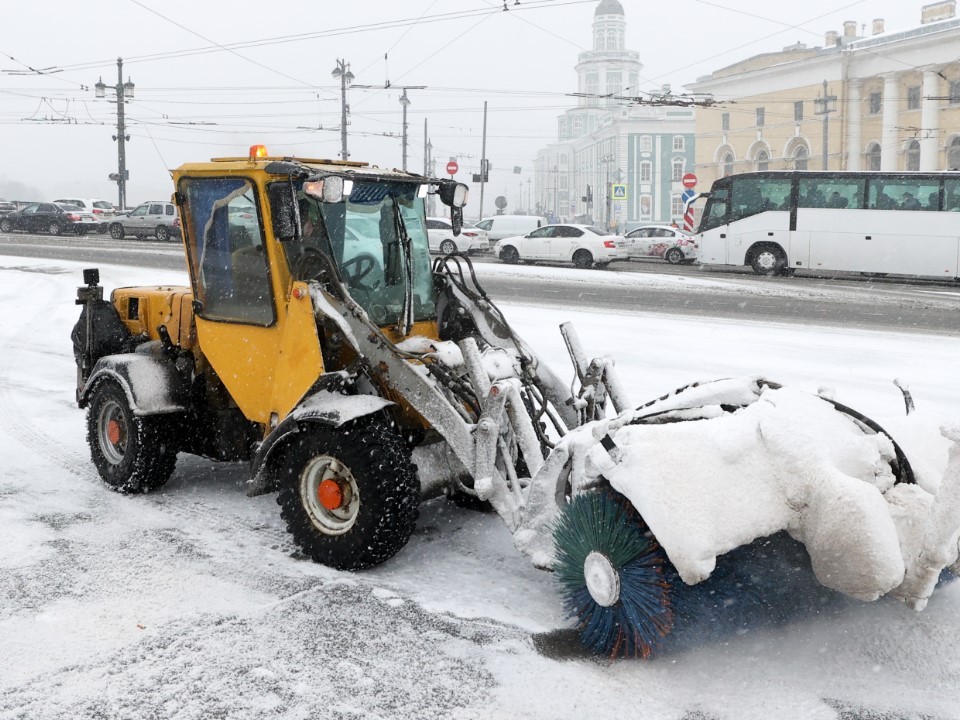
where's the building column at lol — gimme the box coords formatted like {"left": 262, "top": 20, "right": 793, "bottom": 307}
{"left": 920, "top": 68, "right": 941, "bottom": 171}
{"left": 880, "top": 73, "right": 900, "bottom": 171}
{"left": 846, "top": 79, "right": 862, "bottom": 171}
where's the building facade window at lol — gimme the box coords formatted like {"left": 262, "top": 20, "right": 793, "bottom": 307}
{"left": 721, "top": 152, "right": 734, "bottom": 176}
{"left": 640, "top": 161, "right": 652, "bottom": 182}
{"left": 756, "top": 107, "right": 765, "bottom": 127}
{"left": 640, "top": 135, "right": 652, "bottom": 152}
{"left": 672, "top": 158, "right": 685, "bottom": 182}
{"left": 869, "top": 91, "right": 882, "bottom": 114}
{"left": 672, "top": 136, "right": 685, "bottom": 152}
{"left": 794, "top": 145, "right": 809, "bottom": 171}
{"left": 641, "top": 194, "right": 653, "bottom": 217}
{"left": 573, "top": 117, "right": 583, "bottom": 133}
{"left": 756, "top": 150, "right": 770, "bottom": 171}
{"left": 671, "top": 194, "right": 684, "bottom": 218}
{"left": 906, "top": 140, "right": 920, "bottom": 171}
{"left": 794, "top": 101, "right": 804, "bottom": 122}
{"left": 866, "top": 142, "right": 882, "bottom": 171}
{"left": 949, "top": 137, "right": 960, "bottom": 169}
{"left": 907, "top": 86, "right": 921, "bottom": 110}
{"left": 721, "top": 113, "right": 730, "bottom": 131}
{"left": 950, "top": 80, "right": 960, "bottom": 104}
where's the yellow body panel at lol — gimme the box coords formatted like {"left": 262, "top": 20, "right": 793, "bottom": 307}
{"left": 111, "top": 286, "right": 195, "bottom": 349}
{"left": 194, "top": 283, "right": 323, "bottom": 425}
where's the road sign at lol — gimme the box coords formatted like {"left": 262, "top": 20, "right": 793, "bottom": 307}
{"left": 495, "top": 196, "right": 507, "bottom": 209}
{"left": 446, "top": 161, "right": 459, "bottom": 175}
{"left": 682, "top": 172, "right": 698, "bottom": 189}
{"left": 680, "top": 188, "right": 697, "bottom": 204}
{"left": 611, "top": 184, "right": 627, "bottom": 200}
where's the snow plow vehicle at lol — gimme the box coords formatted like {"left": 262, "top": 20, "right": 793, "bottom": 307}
{"left": 73, "top": 147, "right": 960, "bottom": 659}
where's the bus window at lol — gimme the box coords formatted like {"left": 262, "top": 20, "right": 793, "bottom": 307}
{"left": 798, "top": 178, "right": 864, "bottom": 209}
{"left": 943, "top": 179, "right": 960, "bottom": 211}
{"left": 869, "top": 179, "right": 940, "bottom": 211}
{"left": 730, "top": 177, "right": 791, "bottom": 220}
{"left": 700, "top": 186, "right": 729, "bottom": 231}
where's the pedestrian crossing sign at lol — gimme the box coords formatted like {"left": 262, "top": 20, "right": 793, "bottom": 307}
{"left": 612, "top": 183, "right": 627, "bottom": 200}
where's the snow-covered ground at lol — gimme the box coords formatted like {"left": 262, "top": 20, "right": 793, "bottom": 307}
{"left": 2, "top": 256, "right": 960, "bottom": 719}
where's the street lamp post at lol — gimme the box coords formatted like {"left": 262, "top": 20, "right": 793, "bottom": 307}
{"left": 331, "top": 59, "right": 354, "bottom": 160}
{"left": 399, "top": 88, "right": 410, "bottom": 171}
{"left": 600, "top": 153, "right": 614, "bottom": 230}
{"left": 813, "top": 79, "right": 838, "bottom": 171}
{"left": 95, "top": 57, "right": 135, "bottom": 210}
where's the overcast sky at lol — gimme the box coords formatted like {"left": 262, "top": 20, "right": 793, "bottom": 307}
{"left": 1, "top": 0, "right": 925, "bottom": 210}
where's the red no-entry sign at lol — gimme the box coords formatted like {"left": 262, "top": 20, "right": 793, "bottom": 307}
{"left": 682, "top": 172, "right": 698, "bottom": 189}
{"left": 446, "top": 161, "right": 459, "bottom": 175}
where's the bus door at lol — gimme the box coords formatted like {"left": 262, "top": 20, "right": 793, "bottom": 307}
{"left": 798, "top": 177, "right": 870, "bottom": 273}
{"left": 697, "top": 186, "right": 731, "bottom": 263}
{"left": 726, "top": 177, "right": 792, "bottom": 265}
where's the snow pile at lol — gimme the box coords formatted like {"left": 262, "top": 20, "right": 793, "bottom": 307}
{"left": 573, "top": 380, "right": 960, "bottom": 607}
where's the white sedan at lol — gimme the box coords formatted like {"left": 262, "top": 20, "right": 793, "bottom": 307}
{"left": 624, "top": 224, "right": 699, "bottom": 264}
{"left": 493, "top": 224, "right": 629, "bottom": 268}
{"left": 426, "top": 217, "right": 490, "bottom": 255}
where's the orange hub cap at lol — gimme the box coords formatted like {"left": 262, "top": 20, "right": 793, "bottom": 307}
{"left": 317, "top": 478, "right": 343, "bottom": 511}
{"left": 107, "top": 419, "right": 121, "bottom": 445}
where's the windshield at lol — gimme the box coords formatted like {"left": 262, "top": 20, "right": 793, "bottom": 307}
{"left": 286, "top": 179, "right": 435, "bottom": 326}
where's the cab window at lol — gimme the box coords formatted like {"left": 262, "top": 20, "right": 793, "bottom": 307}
{"left": 179, "top": 177, "right": 274, "bottom": 326}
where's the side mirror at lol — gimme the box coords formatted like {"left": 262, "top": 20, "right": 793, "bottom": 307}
{"left": 438, "top": 181, "right": 469, "bottom": 208}
{"left": 267, "top": 182, "right": 297, "bottom": 242}
{"left": 451, "top": 207, "right": 463, "bottom": 236}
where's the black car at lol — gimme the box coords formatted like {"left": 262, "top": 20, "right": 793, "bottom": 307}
{"left": 0, "top": 202, "right": 99, "bottom": 235}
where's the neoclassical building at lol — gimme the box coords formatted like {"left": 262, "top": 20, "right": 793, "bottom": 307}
{"left": 686, "top": 0, "right": 960, "bottom": 188}
{"left": 534, "top": 0, "right": 695, "bottom": 229}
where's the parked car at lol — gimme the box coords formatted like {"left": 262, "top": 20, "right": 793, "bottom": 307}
{"left": 0, "top": 202, "right": 98, "bottom": 235}
{"left": 52, "top": 198, "right": 118, "bottom": 234}
{"left": 475, "top": 214, "right": 547, "bottom": 241}
{"left": 493, "top": 223, "right": 629, "bottom": 268}
{"left": 109, "top": 201, "right": 181, "bottom": 241}
{"left": 624, "top": 225, "right": 699, "bottom": 264}
{"left": 426, "top": 217, "right": 490, "bottom": 254}
{"left": 0, "top": 200, "right": 16, "bottom": 215}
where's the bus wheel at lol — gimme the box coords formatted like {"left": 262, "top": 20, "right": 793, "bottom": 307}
{"left": 750, "top": 245, "right": 786, "bottom": 276}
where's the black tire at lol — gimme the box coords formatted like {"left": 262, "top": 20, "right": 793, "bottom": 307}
{"left": 48, "top": 222, "right": 62, "bottom": 236}
{"left": 109, "top": 223, "right": 124, "bottom": 240}
{"left": 0, "top": 218, "right": 12, "bottom": 233}
{"left": 75, "top": 226, "right": 87, "bottom": 236}
{"left": 499, "top": 245, "right": 520, "bottom": 264}
{"left": 665, "top": 247, "right": 685, "bottom": 265}
{"left": 275, "top": 418, "right": 420, "bottom": 570}
{"left": 439, "top": 238, "right": 457, "bottom": 255}
{"left": 156, "top": 225, "right": 170, "bottom": 242}
{"left": 97, "top": 224, "right": 108, "bottom": 235}
{"left": 87, "top": 380, "right": 178, "bottom": 493}
{"left": 749, "top": 245, "right": 786, "bottom": 276}
{"left": 572, "top": 249, "right": 594, "bottom": 269}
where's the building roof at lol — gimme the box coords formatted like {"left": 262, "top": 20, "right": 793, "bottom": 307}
{"left": 595, "top": 0, "right": 624, "bottom": 16}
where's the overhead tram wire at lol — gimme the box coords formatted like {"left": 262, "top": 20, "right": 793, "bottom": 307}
{"left": 51, "top": 1, "right": 598, "bottom": 74}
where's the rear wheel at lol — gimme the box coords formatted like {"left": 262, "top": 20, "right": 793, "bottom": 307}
{"left": 0, "top": 218, "right": 12, "bottom": 233}
{"left": 750, "top": 245, "right": 786, "bottom": 276}
{"left": 665, "top": 247, "right": 685, "bottom": 265}
{"left": 275, "top": 418, "right": 420, "bottom": 570}
{"left": 155, "top": 226, "right": 170, "bottom": 242}
{"left": 500, "top": 245, "right": 520, "bottom": 264}
{"left": 87, "top": 380, "right": 178, "bottom": 493}
{"left": 109, "top": 223, "right": 124, "bottom": 240}
{"left": 573, "top": 249, "right": 594, "bottom": 269}
{"left": 97, "top": 224, "right": 108, "bottom": 235}
{"left": 48, "top": 222, "right": 62, "bottom": 236}
{"left": 439, "top": 239, "right": 457, "bottom": 255}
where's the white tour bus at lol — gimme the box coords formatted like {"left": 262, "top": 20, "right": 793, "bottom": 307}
{"left": 694, "top": 171, "right": 960, "bottom": 278}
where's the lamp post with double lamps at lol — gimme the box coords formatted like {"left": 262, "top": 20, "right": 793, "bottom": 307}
{"left": 331, "top": 59, "right": 354, "bottom": 160}
{"left": 95, "top": 58, "right": 135, "bottom": 210}
{"left": 814, "top": 79, "right": 838, "bottom": 171}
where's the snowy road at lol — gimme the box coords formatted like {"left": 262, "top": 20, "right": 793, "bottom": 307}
{"left": 1, "top": 256, "right": 960, "bottom": 719}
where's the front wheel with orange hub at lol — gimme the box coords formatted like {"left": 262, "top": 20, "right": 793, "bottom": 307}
{"left": 86, "top": 379, "right": 178, "bottom": 493}
{"left": 275, "top": 418, "right": 420, "bottom": 570}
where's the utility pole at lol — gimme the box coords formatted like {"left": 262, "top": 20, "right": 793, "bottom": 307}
{"left": 479, "top": 101, "right": 488, "bottom": 221}
{"left": 331, "top": 59, "right": 354, "bottom": 160}
{"left": 95, "top": 58, "right": 134, "bottom": 210}
{"left": 400, "top": 88, "right": 411, "bottom": 171}
{"left": 423, "top": 118, "right": 429, "bottom": 176}
{"left": 814, "top": 79, "right": 837, "bottom": 171}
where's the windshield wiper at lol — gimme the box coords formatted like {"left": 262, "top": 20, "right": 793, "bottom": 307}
{"left": 392, "top": 199, "right": 415, "bottom": 336}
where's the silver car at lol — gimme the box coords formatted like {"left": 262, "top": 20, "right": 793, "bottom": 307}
{"left": 109, "top": 201, "right": 181, "bottom": 242}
